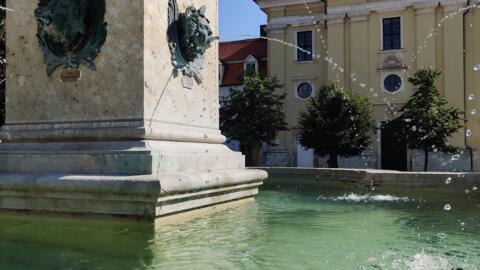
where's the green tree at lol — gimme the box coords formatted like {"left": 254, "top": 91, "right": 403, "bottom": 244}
{"left": 393, "top": 66, "right": 463, "bottom": 171}
{"left": 220, "top": 74, "right": 288, "bottom": 166}
{"left": 298, "top": 84, "right": 374, "bottom": 168}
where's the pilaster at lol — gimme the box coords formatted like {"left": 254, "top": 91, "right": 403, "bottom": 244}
{"left": 441, "top": 0, "right": 467, "bottom": 147}
{"left": 326, "top": 14, "right": 346, "bottom": 85}
{"left": 414, "top": 3, "right": 437, "bottom": 68}
{"left": 348, "top": 11, "right": 369, "bottom": 93}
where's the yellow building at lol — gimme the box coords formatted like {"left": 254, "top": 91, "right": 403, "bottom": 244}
{"left": 254, "top": 0, "right": 480, "bottom": 171}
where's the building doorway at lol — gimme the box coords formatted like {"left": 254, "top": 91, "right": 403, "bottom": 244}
{"left": 381, "top": 122, "right": 407, "bottom": 171}
{"left": 296, "top": 140, "right": 314, "bottom": 168}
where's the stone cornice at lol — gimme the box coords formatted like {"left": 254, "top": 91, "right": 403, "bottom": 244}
{"left": 255, "top": 0, "right": 321, "bottom": 9}
{"left": 414, "top": 2, "right": 439, "bottom": 14}
{"left": 265, "top": 25, "right": 287, "bottom": 35}
{"left": 265, "top": 24, "right": 287, "bottom": 32}
{"left": 415, "top": 7, "right": 437, "bottom": 14}
{"left": 326, "top": 13, "right": 345, "bottom": 25}
{"left": 348, "top": 10, "right": 370, "bottom": 22}
{"left": 268, "top": 13, "right": 326, "bottom": 28}
{"left": 261, "top": 0, "right": 472, "bottom": 27}
{"left": 440, "top": 0, "right": 468, "bottom": 12}
{"left": 328, "top": 0, "right": 466, "bottom": 16}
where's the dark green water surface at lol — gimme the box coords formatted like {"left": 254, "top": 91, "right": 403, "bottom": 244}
{"left": 0, "top": 183, "right": 479, "bottom": 270}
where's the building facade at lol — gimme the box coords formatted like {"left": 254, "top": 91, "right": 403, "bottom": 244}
{"left": 219, "top": 38, "right": 268, "bottom": 98}
{"left": 219, "top": 38, "right": 268, "bottom": 152}
{"left": 255, "top": 0, "right": 480, "bottom": 171}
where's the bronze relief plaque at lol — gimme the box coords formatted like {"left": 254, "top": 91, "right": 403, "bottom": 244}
{"left": 59, "top": 68, "right": 82, "bottom": 83}
{"left": 34, "top": 0, "right": 108, "bottom": 76}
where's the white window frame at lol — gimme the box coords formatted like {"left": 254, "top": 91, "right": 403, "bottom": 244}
{"left": 380, "top": 15, "right": 404, "bottom": 51}
{"left": 294, "top": 29, "right": 315, "bottom": 62}
{"left": 243, "top": 55, "right": 259, "bottom": 74}
{"left": 294, "top": 81, "right": 315, "bottom": 100}
{"left": 219, "top": 62, "right": 225, "bottom": 84}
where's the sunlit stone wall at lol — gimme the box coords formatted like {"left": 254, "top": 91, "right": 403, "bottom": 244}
{"left": 143, "top": 0, "right": 220, "bottom": 130}
{"left": 5, "top": 0, "right": 219, "bottom": 131}
{"left": 6, "top": 0, "right": 144, "bottom": 123}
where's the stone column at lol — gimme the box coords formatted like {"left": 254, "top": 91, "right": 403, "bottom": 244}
{"left": 0, "top": 0, "right": 267, "bottom": 218}
{"left": 441, "top": 0, "right": 467, "bottom": 147}
{"left": 326, "top": 13, "right": 346, "bottom": 85}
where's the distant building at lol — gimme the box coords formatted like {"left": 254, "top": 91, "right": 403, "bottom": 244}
{"left": 219, "top": 38, "right": 268, "bottom": 152}
{"left": 219, "top": 38, "right": 268, "bottom": 96}
{"left": 254, "top": 0, "right": 480, "bottom": 171}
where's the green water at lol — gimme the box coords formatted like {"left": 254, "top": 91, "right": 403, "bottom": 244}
{"left": 0, "top": 184, "right": 479, "bottom": 270}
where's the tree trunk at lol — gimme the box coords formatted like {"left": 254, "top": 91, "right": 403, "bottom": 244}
{"left": 327, "top": 153, "right": 339, "bottom": 168}
{"left": 313, "top": 155, "right": 320, "bottom": 168}
{"left": 244, "top": 142, "right": 262, "bottom": 167}
{"left": 424, "top": 150, "right": 429, "bottom": 172}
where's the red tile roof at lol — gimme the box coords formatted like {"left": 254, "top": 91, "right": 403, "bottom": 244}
{"left": 220, "top": 38, "right": 267, "bottom": 62}
{"left": 220, "top": 38, "right": 268, "bottom": 86}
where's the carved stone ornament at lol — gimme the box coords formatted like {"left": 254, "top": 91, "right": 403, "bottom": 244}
{"left": 34, "top": 0, "right": 108, "bottom": 76}
{"left": 168, "top": 0, "right": 217, "bottom": 83}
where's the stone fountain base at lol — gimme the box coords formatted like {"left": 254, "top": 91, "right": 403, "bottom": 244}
{"left": 1, "top": 0, "right": 267, "bottom": 219}
{"left": 0, "top": 169, "right": 264, "bottom": 218}
{"left": 0, "top": 126, "right": 267, "bottom": 218}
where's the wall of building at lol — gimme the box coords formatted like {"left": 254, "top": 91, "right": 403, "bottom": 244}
{"left": 266, "top": 1, "right": 328, "bottom": 166}
{"left": 465, "top": 4, "right": 480, "bottom": 151}
{"left": 257, "top": 0, "right": 480, "bottom": 170}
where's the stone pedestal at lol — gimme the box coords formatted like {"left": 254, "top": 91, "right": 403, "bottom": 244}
{"left": 0, "top": 0, "right": 266, "bottom": 218}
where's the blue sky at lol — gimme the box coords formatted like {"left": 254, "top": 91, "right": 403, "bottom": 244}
{"left": 219, "top": 0, "right": 267, "bottom": 41}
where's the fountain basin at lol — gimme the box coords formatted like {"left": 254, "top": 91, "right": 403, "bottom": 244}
{"left": 0, "top": 178, "right": 478, "bottom": 269}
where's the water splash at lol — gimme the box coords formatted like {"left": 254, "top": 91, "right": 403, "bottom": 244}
{"left": 451, "top": 154, "right": 461, "bottom": 161}
{"left": 445, "top": 177, "right": 452, "bottom": 184}
{"left": 405, "top": 253, "right": 451, "bottom": 270}
{"left": 317, "top": 193, "right": 409, "bottom": 203}
{"left": 0, "top": 5, "right": 37, "bottom": 19}
{"left": 0, "top": 6, "right": 16, "bottom": 13}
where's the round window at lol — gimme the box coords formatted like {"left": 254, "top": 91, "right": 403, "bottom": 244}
{"left": 297, "top": 83, "right": 313, "bottom": 99}
{"left": 384, "top": 74, "right": 402, "bottom": 93}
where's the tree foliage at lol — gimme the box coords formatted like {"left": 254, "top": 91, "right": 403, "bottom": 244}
{"left": 220, "top": 74, "right": 288, "bottom": 166}
{"left": 298, "top": 84, "right": 374, "bottom": 168}
{"left": 390, "top": 66, "right": 463, "bottom": 171}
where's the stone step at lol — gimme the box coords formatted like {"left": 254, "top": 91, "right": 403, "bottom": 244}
{"left": 0, "top": 169, "right": 268, "bottom": 218}
{"left": 0, "top": 140, "right": 246, "bottom": 174}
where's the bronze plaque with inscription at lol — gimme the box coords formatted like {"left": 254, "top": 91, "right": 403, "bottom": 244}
{"left": 59, "top": 68, "right": 82, "bottom": 83}
{"left": 182, "top": 76, "right": 194, "bottom": 89}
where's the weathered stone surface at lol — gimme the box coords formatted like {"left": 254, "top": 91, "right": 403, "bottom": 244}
{"left": 0, "top": 169, "right": 265, "bottom": 218}
{"left": 4, "top": 0, "right": 220, "bottom": 137}
{"left": 6, "top": 0, "right": 144, "bottom": 124}
{"left": 0, "top": 0, "right": 267, "bottom": 219}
